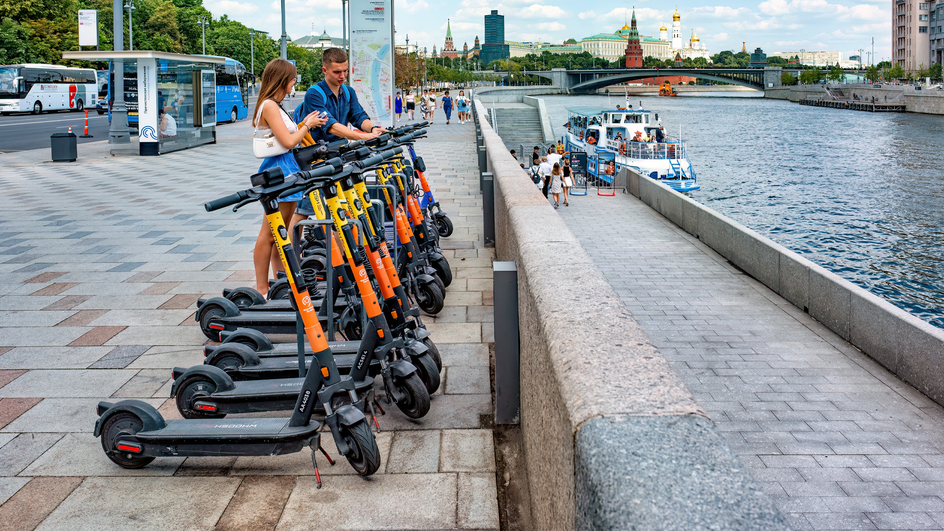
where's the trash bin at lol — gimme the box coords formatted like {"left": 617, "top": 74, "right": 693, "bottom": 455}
{"left": 51, "top": 132, "right": 78, "bottom": 162}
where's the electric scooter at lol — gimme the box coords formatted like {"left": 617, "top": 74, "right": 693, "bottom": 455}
{"left": 95, "top": 161, "right": 379, "bottom": 483}
{"left": 171, "top": 150, "right": 432, "bottom": 421}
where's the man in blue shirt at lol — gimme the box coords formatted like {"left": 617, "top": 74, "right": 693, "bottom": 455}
{"left": 299, "top": 48, "right": 384, "bottom": 143}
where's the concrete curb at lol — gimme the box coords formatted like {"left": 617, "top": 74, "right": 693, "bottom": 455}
{"left": 624, "top": 168, "right": 944, "bottom": 408}
{"left": 475, "top": 99, "right": 789, "bottom": 531}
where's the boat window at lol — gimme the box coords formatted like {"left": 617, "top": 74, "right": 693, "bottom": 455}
{"left": 611, "top": 114, "right": 622, "bottom": 124}
{"left": 644, "top": 115, "right": 649, "bottom": 124}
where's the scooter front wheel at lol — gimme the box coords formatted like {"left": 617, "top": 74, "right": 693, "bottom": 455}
{"left": 340, "top": 421, "right": 381, "bottom": 476}
{"left": 430, "top": 255, "right": 453, "bottom": 287}
{"left": 393, "top": 373, "right": 431, "bottom": 419}
{"left": 413, "top": 353, "right": 441, "bottom": 395}
{"left": 435, "top": 215, "right": 454, "bottom": 237}
{"left": 101, "top": 412, "right": 155, "bottom": 469}
{"left": 422, "top": 338, "right": 443, "bottom": 372}
{"left": 415, "top": 281, "right": 444, "bottom": 315}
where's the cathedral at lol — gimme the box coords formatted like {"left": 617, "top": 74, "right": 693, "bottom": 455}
{"left": 666, "top": 9, "right": 710, "bottom": 61}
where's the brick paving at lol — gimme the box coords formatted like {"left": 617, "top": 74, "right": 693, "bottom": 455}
{"left": 0, "top": 117, "right": 498, "bottom": 530}
{"left": 557, "top": 187, "right": 944, "bottom": 531}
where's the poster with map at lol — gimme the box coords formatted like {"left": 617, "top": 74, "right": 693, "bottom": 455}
{"left": 349, "top": 0, "right": 394, "bottom": 128}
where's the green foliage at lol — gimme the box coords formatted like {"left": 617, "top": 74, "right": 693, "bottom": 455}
{"left": 888, "top": 63, "right": 904, "bottom": 80}
{"left": 827, "top": 66, "right": 844, "bottom": 83}
{"left": 799, "top": 68, "right": 822, "bottom": 84}
{"left": 767, "top": 56, "right": 788, "bottom": 66}
{"left": 876, "top": 60, "right": 891, "bottom": 69}
{"left": 0, "top": 0, "right": 77, "bottom": 24}
{"left": 0, "top": 17, "right": 38, "bottom": 64}
{"left": 930, "top": 63, "right": 942, "bottom": 81}
{"left": 865, "top": 65, "right": 879, "bottom": 82}
{"left": 780, "top": 71, "right": 797, "bottom": 85}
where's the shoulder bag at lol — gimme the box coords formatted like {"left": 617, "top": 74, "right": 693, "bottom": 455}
{"left": 253, "top": 100, "right": 291, "bottom": 159}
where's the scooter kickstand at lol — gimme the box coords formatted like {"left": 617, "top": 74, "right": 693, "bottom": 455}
{"left": 318, "top": 445, "right": 336, "bottom": 466}
{"left": 310, "top": 448, "right": 322, "bottom": 489}
{"left": 366, "top": 399, "right": 381, "bottom": 432}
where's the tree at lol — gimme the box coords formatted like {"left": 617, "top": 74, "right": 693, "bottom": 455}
{"left": 780, "top": 71, "right": 797, "bottom": 85}
{"left": 767, "top": 56, "right": 788, "bottom": 66}
{"left": 0, "top": 17, "right": 38, "bottom": 64}
{"left": 799, "top": 68, "right": 822, "bottom": 84}
{"left": 865, "top": 65, "right": 879, "bottom": 82}
{"left": 888, "top": 63, "right": 904, "bottom": 81}
{"left": 930, "top": 63, "right": 942, "bottom": 81}
{"left": 827, "top": 66, "right": 844, "bottom": 83}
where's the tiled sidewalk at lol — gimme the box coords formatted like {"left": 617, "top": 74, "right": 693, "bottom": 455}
{"left": 558, "top": 188, "right": 944, "bottom": 531}
{"left": 0, "top": 119, "right": 498, "bottom": 530}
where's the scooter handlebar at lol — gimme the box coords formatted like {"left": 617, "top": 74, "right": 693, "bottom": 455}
{"left": 205, "top": 190, "right": 251, "bottom": 212}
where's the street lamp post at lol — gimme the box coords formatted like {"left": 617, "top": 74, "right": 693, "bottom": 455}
{"left": 280, "top": 0, "right": 287, "bottom": 59}
{"left": 109, "top": 0, "right": 129, "bottom": 144}
{"left": 124, "top": 0, "right": 136, "bottom": 51}
{"left": 198, "top": 16, "right": 208, "bottom": 55}
{"left": 249, "top": 29, "right": 256, "bottom": 92}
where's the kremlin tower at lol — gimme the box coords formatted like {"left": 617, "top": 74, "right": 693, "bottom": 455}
{"left": 623, "top": 8, "right": 643, "bottom": 68}
{"left": 671, "top": 8, "right": 682, "bottom": 51}
{"left": 441, "top": 19, "right": 458, "bottom": 59}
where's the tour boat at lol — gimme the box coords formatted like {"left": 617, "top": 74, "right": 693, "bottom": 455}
{"left": 565, "top": 106, "right": 699, "bottom": 192}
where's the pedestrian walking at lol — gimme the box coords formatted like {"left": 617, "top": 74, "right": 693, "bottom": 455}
{"left": 426, "top": 90, "right": 437, "bottom": 124}
{"left": 405, "top": 91, "right": 416, "bottom": 120}
{"left": 549, "top": 163, "right": 563, "bottom": 208}
{"left": 420, "top": 90, "right": 430, "bottom": 121}
{"left": 539, "top": 156, "right": 552, "bottom": 198}
{"left": 561, "top": 158, "right": 572, "bottom": 206}
{"left": 456, "top": 90, "right": 469, "bottom": 123}
{"left": 251, "top": 58, "right": 327, "bottom": 295}
{"left": 441, "top": 90, "right": 453, "bottom": 124}
{"left": 395, "top": 91, "right": 403, "bottom": 121}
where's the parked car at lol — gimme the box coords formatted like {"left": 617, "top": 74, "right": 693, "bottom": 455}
{"left": 873, "top": 83, "right": 882, "bottom": 88}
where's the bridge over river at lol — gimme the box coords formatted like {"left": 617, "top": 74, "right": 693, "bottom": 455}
{"left": 481, "top": 66, "right": 868, "bottom": 94}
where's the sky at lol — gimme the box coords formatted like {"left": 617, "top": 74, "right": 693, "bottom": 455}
{"left": 204, "top": 0, "right": 892, "bottom": 63}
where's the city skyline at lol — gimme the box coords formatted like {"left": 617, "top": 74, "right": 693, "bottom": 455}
{"left": 203, "top": 0, "right": 893, "bottom": 63}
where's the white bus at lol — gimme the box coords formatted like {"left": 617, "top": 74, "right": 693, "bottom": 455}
{"left": 0, "top": 64, "right": 98, "bottom": 115}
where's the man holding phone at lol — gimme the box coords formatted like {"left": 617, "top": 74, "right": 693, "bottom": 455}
{"left": 298, "top": 47, "right": 384, "bottom": 142}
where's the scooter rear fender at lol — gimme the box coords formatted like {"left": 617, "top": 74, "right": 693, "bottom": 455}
{"left": 94, "top": 399, "right": 166, "bottom": 437}
{"left": 170, "top": 365, "right": 236, "bottom": 397}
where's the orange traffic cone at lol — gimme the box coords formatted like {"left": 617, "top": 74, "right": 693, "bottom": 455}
{"left": 68, "top": 126, "right": 73, "bottom": 134}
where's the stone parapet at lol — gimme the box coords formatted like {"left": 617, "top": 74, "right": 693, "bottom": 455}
{"left": 622, "top": 167, "right": 944, "bottom": 408}
{"left": 474, "top": 98, "right": 789, "bottom": 531}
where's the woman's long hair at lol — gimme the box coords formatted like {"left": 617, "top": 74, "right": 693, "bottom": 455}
{"left": 552, "top": 163, "right": 561, "bottom": 175}
{"left": 252, "top": 59, "right": 296, "bottom": 127}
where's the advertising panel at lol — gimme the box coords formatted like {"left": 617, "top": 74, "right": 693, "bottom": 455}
{"left": 78, "top": 10, "right": 98, "bottom": 47}
{"left": 137, "top": 58, "right": 159, "bottom": 155}
{"left": 349, "top": 0, "right": 394, "bottom": 127}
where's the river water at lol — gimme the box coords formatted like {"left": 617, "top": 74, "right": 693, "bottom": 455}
{"left": 542, "top": 92, "right": 944, "bottom": 329}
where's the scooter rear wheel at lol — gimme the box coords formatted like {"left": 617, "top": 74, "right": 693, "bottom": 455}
{"left": 198, "top": 304, "right": 228, "bottom": 341}
{"left": 415, "top": 281, "right": 444, "bottom": 315}
{"left": 393, "top": 373, "right": 431, "bottom": 419}
{"left": 101, "top": 412, "right": 155, "bottom": 469}
{"left": 176, "top": 376, "right": 225, "bottom": 419}
{"left": 340, "top": 421, "right": 381, "bottom": 476}
{"left": 413, "top": 353, "right": 441, "bottom": 395}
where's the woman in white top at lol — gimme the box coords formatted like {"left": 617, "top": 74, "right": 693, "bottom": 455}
{"left": 251, "top": 58, "right": 326, "bottom": 295}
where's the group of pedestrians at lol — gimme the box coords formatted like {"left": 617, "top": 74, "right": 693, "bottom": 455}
{"left": 394, "top": 89, "right": 470, "bottom": 125}
{"left": 250, "top": 48, "right": 386, "bottom": 293}
{"left": 527, "top": 146, "right": 573, "bottom": 209}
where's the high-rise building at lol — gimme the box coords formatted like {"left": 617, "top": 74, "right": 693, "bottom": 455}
{"left": 895, "top": 0, "right": 932, "bottom": 71}
{"left": 624, "top": 10, "right": 643, "bottom": 68}
{"left": 932, "top": 2, "right": 943, "bottom": 66}
{"left": 481, "top": 9, "right": 510, "bottom": 66}
{"left": 442, "top": 19, "right": 458, "bottom": 59}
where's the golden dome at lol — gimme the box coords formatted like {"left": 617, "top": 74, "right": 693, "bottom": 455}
{"left": 672, "top": 8, "right": 680, "bottom": 21}
{"left": 621, "top": 23, "right": 632, "bottom": 30}
{"left": 660, "top": 21, "right": 667, "bottom": 31}
{"left": 692, "top": 30, "right": 699, "bottom": 42}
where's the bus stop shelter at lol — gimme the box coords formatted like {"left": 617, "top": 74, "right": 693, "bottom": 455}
{"left": 63, "top": 51, "right": 223, "bottom": 155}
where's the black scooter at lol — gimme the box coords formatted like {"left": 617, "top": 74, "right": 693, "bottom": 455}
{"left": 95, "top": 160, "right": 379, "bottom": 484}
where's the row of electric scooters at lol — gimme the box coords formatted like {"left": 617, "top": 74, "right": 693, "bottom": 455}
{"left": 94, "top": 123, "right": 454, "bottom": 485}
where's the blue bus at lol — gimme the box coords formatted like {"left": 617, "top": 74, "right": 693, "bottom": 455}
{"left": 107, "top": 56, "right": 249, "bottom": 128}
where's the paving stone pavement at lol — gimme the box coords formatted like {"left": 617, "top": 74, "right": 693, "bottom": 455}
{"left": 557, "top": 187, "right": 944, "bottom": 531}
{"left": 0, "top": 117, "right": 498, "bottom": 530}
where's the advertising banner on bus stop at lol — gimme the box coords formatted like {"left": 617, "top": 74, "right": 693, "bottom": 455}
{"left": 137, "top": 58, "right": 159, "bottom": 155}
{"left": 78, "top": 10, "right": 97, "bottom": 47}
{"left": 349, "top": 0, "right": 394, "bottom": 128}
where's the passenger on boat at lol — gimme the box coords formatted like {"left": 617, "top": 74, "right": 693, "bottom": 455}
{"left": 632, "top": 131, "right": 643, "bottom": 142}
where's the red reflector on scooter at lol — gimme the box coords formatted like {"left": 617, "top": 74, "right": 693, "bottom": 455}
{"left": 208, "top": 324, "right": 225, "bottom": 330}
{"left": 117, "top": 442, "right": 142, "bottom": 453}
{"left": 195, "top": 403, "right": 217, "bottom": 412}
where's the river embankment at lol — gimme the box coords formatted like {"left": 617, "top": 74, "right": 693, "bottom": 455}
{"left": 766, "top": 83, "right": 944, "bottom": 114}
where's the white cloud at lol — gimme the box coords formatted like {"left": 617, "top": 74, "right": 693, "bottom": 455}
{"left": 535, "top": 22, "right": 566, "bottom": 31}
{"left": 448, "top": 21, "right": 482, "bottom": 32}
{"left": 401, "top": 0, "right": 428, "bottom": 14}
{"left": 515, "top": 4, "right": 568, "bottom": 19}
{"left": 578, "top": 11, "right": 596, "bottom": 19}
{"left": 840, "top": 4, "right": 887, "bottom": 20}
{"left": 206, "top": 0, "right": 259, "bottom": 15}
{"left": 710, "top": 32, "right": 729, "bottom": 42}
{"left": 691, "top": 6, "right": 752, "bottom": 18}
{"left": 723, "top": 19, "right": 782, "bottom": 30}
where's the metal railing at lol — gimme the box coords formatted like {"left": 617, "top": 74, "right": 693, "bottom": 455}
{"left": 598, "top": 138, "right": 689, "bottom": 161}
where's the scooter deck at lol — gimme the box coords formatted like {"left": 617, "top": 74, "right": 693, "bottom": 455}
{"left": 185, "top": 377, "right": 375, "bottom": 415}
{"left": 227, "top": 353, "right": 381, "bottom": 380}
{"left": 133, "top": 418, "right": 318, "bottom": 454}
{"left": 210, "top": 312, "right": 338, "bottom": 336}
{"left": 208, "top": 341, "right": 361, "bottom": 359}
{"left": 215, "top": 296, "right": 351, "bottom": 313}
